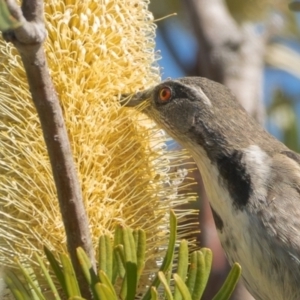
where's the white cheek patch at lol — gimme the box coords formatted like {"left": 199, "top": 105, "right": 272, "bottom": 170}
{"left": 244, "top": 145, "right": 269, "bottom": 163}
{"left": 190, "top": 86, "right": 212, "bottom": 107}
{"left": 242, "top": 145, "right": 271, "bottom": 198}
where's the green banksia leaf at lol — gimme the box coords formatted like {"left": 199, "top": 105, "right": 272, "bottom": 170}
{"left": 114, "top": 244, "right": 126, "bottom": 278}
{"left": 158, "top": 271, "right": 173, "bottom": 300}
{"left": 126, "top": 261, "right": 138, "bottom": 300}
{"left": 112, "top": 225, "right": 126, "bottom": 280}
{"left": 212, "top": 263, "right": 242, "bottom": 300}
{"left": 111, "top": 251, "right": 119, "bottom": 285}
{"left": 120, "top": 273, "right": 128, "bottom": 300}
{"left": 99, "top": 235, "right": 113, "bottom": 281}
{"left": 174, "top": 240, "right": 189, "bottom": 300}
{"left": 76, "top": 247, "right": 98, "bottom": 284}
{"left": 15, "top": 259, "right": 45, "bottom": 300}
{"left": 192, "top": 251, "right": 206, "bottom": 299}
{"left": 142, "top": 210, "right": 177, "bottom": 300}
{"left": 186, "top": 251, "right": 197, "bottom": 294}
{"left": 161, "top": 210, "right": 177, "bottom": 272}
{"left": 98, "top": 270, "right": 118, "bottom": 299}
{"left": 185, "top": 248, "right": 213, "bottom": 300}
{"left": 150, "top": 287, "right": 159, "bottom": 300}
{"left": 95, "top": 282, "right": 117, "bottom": 300}
{"left": 123, "top": 228, "right": 137, "bottom": 264}
{"left": 119, "top": 255, "right": 138, "bottom": 300}
{"left": 60, "top": 253, "right": 81, "bottom": 297}
{"left": 44, "top": 246, "right": 67, "bottom": 295}
{"left": 0, "top": 0, "right": 21, "bottom": 31}
{"left": 34, "top": 253, "right": 61, "bottom": 300}
{"left": 134, "top": 229, "right": 146, "bottom": 278}
{"left": 6, "top": 214, "right": 241, "bottom": 300}
{"left": 5, "top": 270, "right": 32, "bottom": 300}
{"left": 198, "top": 248, "right": 213, "bottom": 297}
{"left": 173, "top": 274, "right": 192, "bottom": 300}
{"left": 76, "top": 247, "right": 99, "bottom": 297}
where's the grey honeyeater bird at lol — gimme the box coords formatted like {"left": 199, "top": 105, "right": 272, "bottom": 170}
{"left": 124, "top": 77, "right": 300, "bottom": 300}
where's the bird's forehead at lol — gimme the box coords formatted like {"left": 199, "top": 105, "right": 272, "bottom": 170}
{"left": 161, "top": 80, "right": 212, "bottom": 107}
{"left": 186, "top": 85, "right": 212, "bottom": 106}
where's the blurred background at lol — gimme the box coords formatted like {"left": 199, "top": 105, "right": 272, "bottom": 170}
{"left": 149, "top": 1, "right": 300, "bottom": 299}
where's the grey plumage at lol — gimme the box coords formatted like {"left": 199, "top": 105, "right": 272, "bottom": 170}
{"left": 125, "top": 77, "right": 300, "bottom": 300}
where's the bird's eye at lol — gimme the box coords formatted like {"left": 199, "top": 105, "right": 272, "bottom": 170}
{"left": 158, "top": 87, "right": 172, "bottom": 102}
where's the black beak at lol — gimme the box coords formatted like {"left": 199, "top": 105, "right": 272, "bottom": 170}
{"left": 121, "top": 87, "right": 154, "bottom": 107}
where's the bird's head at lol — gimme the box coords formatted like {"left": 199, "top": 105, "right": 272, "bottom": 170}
{"left": 124, "top": 77, "right": 263, "bottom": 156}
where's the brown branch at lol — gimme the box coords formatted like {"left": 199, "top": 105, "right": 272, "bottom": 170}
{"left": 184, "top": 0, "right": 242, "bottom": 82}
{"left": 184, "top": 0, "right": 266, "bottom": 123}
{"left": 2, "top": 0, "right": 95, "bottom": 297}
{"left": 289, "top": 1, "right": 300, "bottom": 11}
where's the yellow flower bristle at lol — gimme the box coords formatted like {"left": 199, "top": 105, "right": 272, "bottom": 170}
{"left": 0, "top": 0, "right": 198, "bottom": 283}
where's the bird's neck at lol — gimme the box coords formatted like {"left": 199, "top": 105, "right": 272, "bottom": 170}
{"left": 187, "top": 141, "right": 251, "bottom": 208}
{"left": 185, "top": 126, "right": 286, "bottom": 215}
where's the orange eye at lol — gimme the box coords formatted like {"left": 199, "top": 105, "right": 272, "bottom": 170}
{"left": 159, "top": 87, "right": 172, "bottom": 102}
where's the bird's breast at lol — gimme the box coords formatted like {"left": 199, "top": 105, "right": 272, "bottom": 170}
{"left": 189, "top": 144, "right": 300, "bottom": 300}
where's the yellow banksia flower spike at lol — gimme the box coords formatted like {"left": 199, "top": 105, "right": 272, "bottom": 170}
{"left": 0, "top": 0, "right": 198, "bottom": 287}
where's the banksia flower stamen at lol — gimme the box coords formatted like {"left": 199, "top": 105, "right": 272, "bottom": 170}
{"left": 0, "top": 0, "right": 198, "bottom": 292}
